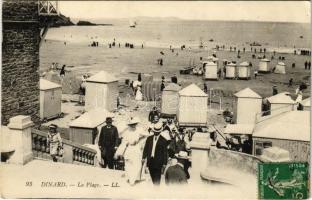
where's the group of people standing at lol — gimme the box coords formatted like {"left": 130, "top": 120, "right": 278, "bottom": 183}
{"left": 98, "top": 107, "right": 192, "bottom": 186}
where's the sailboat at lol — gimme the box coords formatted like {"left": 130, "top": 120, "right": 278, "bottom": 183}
{"left": 129, "top": 20, "right": 137, "bottom": 28}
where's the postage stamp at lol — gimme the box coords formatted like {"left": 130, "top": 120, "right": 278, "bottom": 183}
{"left": 258, "top": 162, "right": 309, "bottom": 199}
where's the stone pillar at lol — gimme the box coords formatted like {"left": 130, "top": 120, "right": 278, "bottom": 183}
{"left": 7, "top": 115, "right": 34, "bottom": 165}
{"left": 190, "top": 132, "right": 211, "bottom": 182}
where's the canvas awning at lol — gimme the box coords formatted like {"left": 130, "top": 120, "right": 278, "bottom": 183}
{"left": 178, "top": 84, "right": 207, "bottom": 97}
{"left": 239, "top": 61, "right": 250, "bottom": 66}
{"left": 69, "top": 108, "right": 113, "bottom": 128}
{"left": 266, "top": 92, "right": 295, "bottom": 104}
{"left": 224, "top": 124, "right": 255, "bottom": 135}
{"left": 40, "top": 79, "right": 61, "bottom": 90}
{"left": 234, "top": 88, "right": 262, "bottom": 99}
{"left": 86, "top": 71, "right": 118, "bottom": 83}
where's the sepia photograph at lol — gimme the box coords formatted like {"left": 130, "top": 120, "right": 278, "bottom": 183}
{"left": 1, "top": 1, "right": 311, "bottom": 199}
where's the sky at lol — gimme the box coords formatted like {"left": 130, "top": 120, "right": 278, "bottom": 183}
{"left": 59, "top": 1, "right": 311, "bottom": 23}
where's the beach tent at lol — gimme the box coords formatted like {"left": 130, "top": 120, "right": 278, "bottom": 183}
{"left": 203, "top": 61, "right": 218, "bottom": 80}
{"left": 238, "top": 61, "right": 251, "bottom": 79}
{"left": 233, "top": 88, "right": 262, "bottom": 124}
{"left": 298, "top": 97, "right": 310, "bottom": 111}
{"left": 69, "top": 108, "right": 113, "bottom": 145}
{"left": 85, "top": 71, "right": 119, "bottom": 112}
{"left": 177, "top": 84, "right": 208, "bottom": 127}
{"left": 44, "top": 71, "right": 81, "bottom": 94}
{"left": 142, "top": 81, "right": 162, "bottom": 101}
{"left": 225, "top": 63, "right": 237, "bottom": 79}
{"left": 39, "top": 79, "right": 62, "bottom": 120}
{"left": 161, "top": 83, "right": 181, "bottom": 116}
{"left": 258, "top": 58, "right": 271, "bottom": 73}
{"left": 141, "top": 74, "right": 153, "bottom": 82}
{"left": 274, "top": 62, "right": 286, "bottom": 74}
{"left": 266, "top": 92, "right": 295, "bottom": 116}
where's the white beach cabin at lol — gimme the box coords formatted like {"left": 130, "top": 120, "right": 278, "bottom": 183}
{"left": 233, "top": 88, "right": 262, "bottom": 124}
{"left": 258, "top": 58, "right": 271, "bottom": 73}
{"left": 266, "top": 92, "right": 295, "bottom": 116}
{"left": 161, "top": 83, "right": 181, "bottom": 116}
{"left": 69, "top": 108, "right": 113, "bottom": 145}
{"left": 238, "top": 61, "right": 251, "bottom": 79}
{"left": 253, "top": 111, "right": 310, "bottom": 161}
{"left": 203, "top": 61, "right": 218, "bottom": 80}
{"left": 177, "top": 84, "right": 208, "bottom": 127}
{"left": 85, "top": 71, "right": 119, "bottom": 112}
{"left": 225, "top": 62, "right": 237, "bottom": 79}
{"left": 274, "top": 62, "right": 286, "bottom": 74}
{"left": 39, "top": 79, "right": 62, "bottom": 120}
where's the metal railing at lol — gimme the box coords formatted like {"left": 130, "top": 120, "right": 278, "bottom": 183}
{"left": 39, "top": 1, "right": 59, "bottom": 16}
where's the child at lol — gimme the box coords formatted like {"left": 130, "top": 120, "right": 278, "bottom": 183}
{"left": 47, "top": 124, "right": 63, "bottom": 162}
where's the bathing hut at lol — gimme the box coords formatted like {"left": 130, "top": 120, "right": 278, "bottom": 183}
{"left": 203, "top": 61, "right": 218, "bottom": 80}
{"left": 238, "top": 61, "right": 251, "bottom": 79}
{"left": 142, "top": 81, "right": 162, "bottom": 101}
{"left": 266, "top": 92, "right": 295, "bottom": 116}
{"left": 298, "top": 97, "right": 310, "bottom": 111}
{"left": 258, "top": 58, "right": 271, "bottom": 73}
{"left": 177, "top": 84, "right": 208, "bottom": 127}
{"left": 40, "top": 79, "right": 62, "bottom": 120}
{"left": 225, "top": 62, "right": 237, "bottom": 79}
{"left": 233, "top": 88, "right": 262, "bottom": 124}
{"left": 253, "top": 110, "right": 310, "bottom": 161}
{"left": 274, "top": 62, "right": 286, "bottom": 74}
{"left": 69, "top": 108, "right": 113, "bottom": 145}
{"left": 85, "top": 71, "right": 119, "bottom": 112}
{"left": 161, "top": 83, "right": 181, "bottom": 117}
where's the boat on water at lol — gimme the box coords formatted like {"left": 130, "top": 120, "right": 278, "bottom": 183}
{"left": 209, "top": 39, "right": 214, "bottom": 42}
{"left": 250, "top": 41, "right": 262, "bottom": 46}
{"left": 129, "top": 20, "right": 137, "bottom": 28}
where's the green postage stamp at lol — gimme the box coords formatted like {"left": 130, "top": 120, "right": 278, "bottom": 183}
{"left": 258, "top": 162, "right": 309, "bottom": 199}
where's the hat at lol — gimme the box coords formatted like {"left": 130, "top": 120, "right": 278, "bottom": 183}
{"left": 175, "top": 151, "right": 189, "bottom": 160}
{"left": 48, "top": 124, "right": 58, "bottom": 129}
{"left": 106, "top": 117, "right": 113, "bottom": 123}
{"left": 152, "top": 122, "right": 163, "bottom": 133}
{"left": 128, "top": 117, "right": 140, "bottom": 125}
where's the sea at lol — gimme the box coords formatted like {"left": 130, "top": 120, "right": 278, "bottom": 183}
{"left": 45, "top": 19, "right": 311, "bottom": 52}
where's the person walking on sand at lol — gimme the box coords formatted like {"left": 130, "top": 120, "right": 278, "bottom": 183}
{"left": 165, "top": 151, "right": 188, "bottom": 185}
{"left": 115, "top": 117, "right": 149, "bottom": 186}
{"left": 304, "top": 61, "right": 308, "bottom": 70}
{"left": 98, "top": 117, "right": 119, "bottom": 169}
{"left": 254, "top": 70, "right": 258, "bottom": 79}
{"left": 47, "top": 124, "right": 63, "bottom": 162}
{"left": 171, "top": 74, "right": 178, "bottom": 84}
{"left": 142, "top": 123, "right": 168, "bottom": 185}
{"left": 272, "top": 85, "right": 278, "bottom": 96}
{"left": 60, "top": 65, "right": 66, "bottom": 77}
{"left": 308, "top": 61, "right": 311, "bottom": 70}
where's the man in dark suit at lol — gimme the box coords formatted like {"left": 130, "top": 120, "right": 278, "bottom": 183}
{"left": 165, "top": 151, "right": 188, "bottom": 185}
{"left": 142, "top": 122, "right": 168, "bottom": 185}
{"left": 98, "top": 117, "right": 119, "bottom": 169}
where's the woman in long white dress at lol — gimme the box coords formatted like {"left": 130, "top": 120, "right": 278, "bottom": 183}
{"left": 115, "top": 117, "right": 149, "bottom": 185}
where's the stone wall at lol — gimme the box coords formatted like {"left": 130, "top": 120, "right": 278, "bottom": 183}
{"left": 2, "top": 1, "right": 40, "bottom": 125}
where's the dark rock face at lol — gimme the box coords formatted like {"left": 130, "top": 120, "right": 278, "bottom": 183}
{"left": 2, "top": 0, "right": 40, "bottom": 125}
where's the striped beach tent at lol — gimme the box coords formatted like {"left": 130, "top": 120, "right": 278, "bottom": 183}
{"left": 142, "top": 81, "right": 162, "bottom": 101}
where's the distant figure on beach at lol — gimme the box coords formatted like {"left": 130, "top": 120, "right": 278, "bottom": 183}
{"left": 171, "top": 74, "right": 178, "bottom": 84}
{"left": 64, "top": 42, "right": 66, "bottom": 46}
{"left": 138, "top": 73, "right": 142, "bottom": 82}
{"left": 161, "top": 75, "right": 165, "bottom": 82}
{"left": 243, "top": 48, "right": 245, "bottom": 53}
{"left": 254, "top": 70, "right": 258, "bottom": 79}
{"left": 142, "top": 44, "right": 144, "bottom": 49}
{"left": 60, "top": 65, "right": 66, "bottom": 77}
{"left": 47, "top": 124, "right": 63, "bottom": 162}
{"left": 273, "top": 51, "right": 276, "bottom": 56}
{"left": 109, "top": 44, "right": 112, "bottom": 48}
{"left": 288, "top": 78, "right": 293, "bottom": 87}
{"left": 160, "top": 59, "right": 163, "bottom": 66}
{"left": 161, "top": 82, "right": 165, "bottom": 92}
{"left": 119, "top": 43, "right": 120, "bottom": 48}
{"left": 204, "top": 83, "right": 208, "bottom": 93}
{"left": 272, "top": 86, "right": 278, "bottom": 96}
{"left": 291, "top": 63, "right": 295, "bottom": 69}
{"left": 304, "top": 61, "right": 308, "bottom": 70}
{"left": 135, "top": 87, "right": 143, "bottom": 101}
{"left": 308, "top": 61, "right": 311, "bottom": 70}
{"left": 160, "top": 51, "right": 164, "bottom": 55}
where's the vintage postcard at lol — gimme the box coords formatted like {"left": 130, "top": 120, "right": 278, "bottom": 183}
{"left": 1, "top": 1, "right": 311, "bottom": 199}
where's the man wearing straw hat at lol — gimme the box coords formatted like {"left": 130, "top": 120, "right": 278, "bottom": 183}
{"left": 165, "top": 151, "right": 188, "bottom": 185}
{"left": 142, "top": 122, "right": 168, "bottom": 185}
{"left": 98, "top": 117, "right": 119, "bottom": 169}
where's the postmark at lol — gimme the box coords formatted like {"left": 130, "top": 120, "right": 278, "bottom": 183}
{"left": 258, "top": 162, "right": 309, "bottom": 199}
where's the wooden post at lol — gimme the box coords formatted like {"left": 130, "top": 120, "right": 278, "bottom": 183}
{"left": 7, "top": 115, "right": 34, "bottom": 165}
